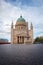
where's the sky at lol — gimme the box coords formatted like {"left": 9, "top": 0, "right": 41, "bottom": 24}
{"left": 0, "top": 0, "right": 43, "bottom": 42}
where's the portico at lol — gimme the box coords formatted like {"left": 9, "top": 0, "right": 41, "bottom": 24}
{"left": 17, "top": 36, "right": 24, "bottom": 43}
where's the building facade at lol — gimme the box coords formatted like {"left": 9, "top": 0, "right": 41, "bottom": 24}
{"left": 11, "top": 16, "right": 33, "bottom": 44}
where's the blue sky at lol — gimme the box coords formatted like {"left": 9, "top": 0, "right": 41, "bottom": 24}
{"left": 5, "top": 0, "right": 43, "bottom": 6}
{"left": 0, "top": 0, "right": 43, "bottom": 41}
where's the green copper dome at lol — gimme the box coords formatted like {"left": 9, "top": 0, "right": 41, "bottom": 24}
{"left": 17, "top": 16, "right": 25, "bottom": 22}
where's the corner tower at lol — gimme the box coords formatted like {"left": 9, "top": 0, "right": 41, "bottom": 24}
{"left": 11, "top": 21, "right": 14, "bottom": 44}
{"left": 30, "top": 22, "right": 33, "bottom": 43}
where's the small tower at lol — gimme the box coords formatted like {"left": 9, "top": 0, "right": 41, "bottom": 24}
{"left": 30, "top": 22, "right": 33, "bottom": 43}
{"left": 30, "top": 22, "right": 33, "bottom": 30}
{"left": 11, "top": 21, "right": 14, "bottom": 44}
{"left": 26, "top": 22, "right": 28, "bottom": 36}
{"left": 11, "top": 21, "right": 13, "bottom": 28}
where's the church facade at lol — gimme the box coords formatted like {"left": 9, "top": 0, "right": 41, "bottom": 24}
{"left": 11, "top": 16, "right": 33, "bottom": 44}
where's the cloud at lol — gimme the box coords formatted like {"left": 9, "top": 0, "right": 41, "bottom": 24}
{"left": 0, "top": 0, "right": 43, "bottom": 41}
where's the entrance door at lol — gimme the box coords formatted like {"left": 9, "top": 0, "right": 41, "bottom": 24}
{"left": 22, "top": 36, "right": 24, "bottom": 43}
{"left": 17, "top": 36, "right": 19, "bottom": 43}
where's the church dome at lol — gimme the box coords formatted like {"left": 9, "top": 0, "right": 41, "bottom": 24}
{"left": 17, "top": 16, "right": 25, "bottom": 22}
{"left": 16, "top": 16, "right": 26, "bottom": 26}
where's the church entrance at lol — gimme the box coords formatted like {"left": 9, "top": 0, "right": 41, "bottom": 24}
{"left": 17, "top": 36, "right": 24, "bottom": 44}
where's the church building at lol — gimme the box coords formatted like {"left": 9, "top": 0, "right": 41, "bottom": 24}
{"left": 11, "top": 16, "right": 33, "bottom": 44}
